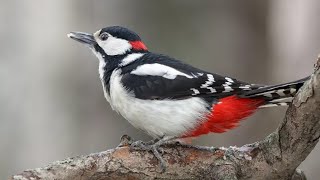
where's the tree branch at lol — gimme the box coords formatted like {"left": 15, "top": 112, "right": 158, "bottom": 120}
{"left": 11, "top": 57, "right": 320, "bottom": 180}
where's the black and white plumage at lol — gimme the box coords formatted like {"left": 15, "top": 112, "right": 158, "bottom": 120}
{"left": 68, "top": 26, "right": 309, "bottom": 138}
{"left": 120, "top": 53, "right": 257, "bottom": 100}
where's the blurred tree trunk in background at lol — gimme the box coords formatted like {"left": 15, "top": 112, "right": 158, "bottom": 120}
{"left": 269, "top": 0, "right": 320, "bottom": 178}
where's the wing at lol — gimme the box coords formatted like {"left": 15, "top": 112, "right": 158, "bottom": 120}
{"left": 120, "top": 53, "right": 261, "bottom": 100}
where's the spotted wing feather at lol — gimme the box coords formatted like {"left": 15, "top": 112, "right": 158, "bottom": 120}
{"left": 238, "top": 76, "right": 309, "bottom": 107}
{"left": 120, "top": 53, "right": 259, "bottom": 100}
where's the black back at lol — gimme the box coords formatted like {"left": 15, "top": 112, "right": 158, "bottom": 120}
{"left": 119, "top": 53, "right": 260, "bottom": 100}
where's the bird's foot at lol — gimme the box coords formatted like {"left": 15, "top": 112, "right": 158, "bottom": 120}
{"left": 129, "top": 136, "right": 176, "bottom": 172}
{"left": 118, "top": 136, "right": 208, "bottom": 172}
{"left": 116, "top": 135, "right": 168, "bottom": 171}
{"left": 117, "top": 134, "right": 134, "bottom": 147}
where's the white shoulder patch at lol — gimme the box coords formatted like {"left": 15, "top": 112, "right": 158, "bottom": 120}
{"left": 131, "top": 63, "right": 194, "bottom": 79}
{"left": 120, "top": 53, "right": 144, "bottom": 66}
{"left": 97, "top": 35, "right": 132, "bottom": 56}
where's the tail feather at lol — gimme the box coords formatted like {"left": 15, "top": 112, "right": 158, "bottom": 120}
{"left": 184, "top": 77, "right": 309, "bottom": 137}
{"left": 259, "top": 102, "right": 291, "bottom": 108}
{"left": 239, "top": 76, "right": 310, "bottom": 108}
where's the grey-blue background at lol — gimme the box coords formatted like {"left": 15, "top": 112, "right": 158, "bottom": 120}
{"left": 1, "top": 0, "right": 319, "bottom": 179}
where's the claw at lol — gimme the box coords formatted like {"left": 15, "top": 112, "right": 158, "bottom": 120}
{"left": 151, "top": 145, "right": 166, "bottom": 172}
{"left": 117, "top": 134, "right": 133, "bottom": 147}
{"left": 158, "top": 147, "right": 164, "bottom": 154}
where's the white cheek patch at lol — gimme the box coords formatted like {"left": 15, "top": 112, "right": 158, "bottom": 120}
{"left": 97, "top": 36, "right": 132, "bottom": 56}
{"left": 131, "top": 63, "right": 194, "bottom": 79}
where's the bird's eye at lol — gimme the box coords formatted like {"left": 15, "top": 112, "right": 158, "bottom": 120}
{"left": 99, "top": 33, "right": 109, "bottom": 41}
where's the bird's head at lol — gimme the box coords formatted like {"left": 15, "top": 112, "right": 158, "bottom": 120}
{"left": 68, "top": 26, "right": 148, "bottom": 60}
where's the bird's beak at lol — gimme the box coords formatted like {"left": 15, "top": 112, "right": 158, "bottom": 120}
{"left": 67, "top": 32, "right": 96, "bottom": 46}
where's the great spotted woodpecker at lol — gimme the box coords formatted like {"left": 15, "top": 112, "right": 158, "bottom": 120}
{"left": 68, "top": 26, "right": 308, "bottom": 170}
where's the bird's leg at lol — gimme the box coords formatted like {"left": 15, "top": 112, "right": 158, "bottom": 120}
{"left": 130, "top": 136, "right": 177, "bottom": 172}
{"left": 144, "top": 137, "right": 161, "bottom": 145}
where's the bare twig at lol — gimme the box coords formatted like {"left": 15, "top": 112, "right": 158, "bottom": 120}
{"left": 11, "top": 57, "right": 320, "bottom": 180}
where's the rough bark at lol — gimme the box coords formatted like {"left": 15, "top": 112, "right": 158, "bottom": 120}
{"left": 11, "top": 57, "right": 320, "bottom": 180}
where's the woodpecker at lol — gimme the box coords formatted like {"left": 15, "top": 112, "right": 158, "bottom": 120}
{"left": 68, "top": 26, "right": 308, "bottom": 170}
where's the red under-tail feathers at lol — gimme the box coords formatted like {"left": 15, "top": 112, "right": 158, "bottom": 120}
{"left": 184, "top": 95, "right": 265, "bottom": 137}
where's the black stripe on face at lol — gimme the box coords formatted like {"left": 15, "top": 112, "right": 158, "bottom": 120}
{"left": 94, "top": 43, "right": 107, "bottom": 57}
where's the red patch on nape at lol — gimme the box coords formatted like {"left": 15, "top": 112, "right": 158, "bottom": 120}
{"left": 184, "top": 95, "right": 265, "bottom": 138}
{"left": 130, "top": 41, "right": 148, "bottom": 51}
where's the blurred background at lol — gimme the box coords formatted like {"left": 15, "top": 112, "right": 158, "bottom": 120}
{"left": 1, "top": 0, "right": 319, "bottom": 179}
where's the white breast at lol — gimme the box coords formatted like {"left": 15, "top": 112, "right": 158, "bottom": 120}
{"left": 107, "top": 69, "right": 210, "bottom": 138}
